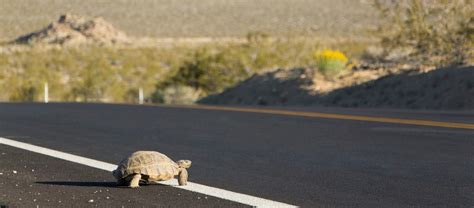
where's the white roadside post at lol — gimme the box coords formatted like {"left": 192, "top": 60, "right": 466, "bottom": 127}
{"left": 139, "top": 87, "right": 144, "bottom": 105}
{"left": 44, "top": 82, "right": 49, "bottom": 103}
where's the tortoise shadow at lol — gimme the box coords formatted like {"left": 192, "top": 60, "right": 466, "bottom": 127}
{"left": 35, "top": 181, "right": 168, "bottom": 188}
{"left": 36, "top": 181, "right": 119, "bottom": 188}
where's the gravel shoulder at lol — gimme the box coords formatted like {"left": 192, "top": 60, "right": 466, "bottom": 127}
{"left": 0, "top": 144, "right": 248, "bottom": 208}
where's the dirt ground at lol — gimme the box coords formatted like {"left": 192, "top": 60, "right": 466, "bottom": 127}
{"left": 200, "top": 65, "right": 474, "bottom": 110}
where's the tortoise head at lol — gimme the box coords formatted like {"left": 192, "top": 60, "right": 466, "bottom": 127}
{"left": 177, "top": 160, "right": 192, "bottom": 169}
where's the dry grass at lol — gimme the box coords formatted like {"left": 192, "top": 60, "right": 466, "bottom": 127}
{"left": 0, "top": 37, "right": 373, "bottom": 102}
{"left": 0, "top": 0, "right": 376, "bottom": 39}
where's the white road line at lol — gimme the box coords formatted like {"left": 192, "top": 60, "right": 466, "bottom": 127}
{"left": 0, "top": 137, "right": 298, "bottom": 208}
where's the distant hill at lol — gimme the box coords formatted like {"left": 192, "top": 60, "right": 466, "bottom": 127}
{"left": 0, "top": 0, "right": 376, "bottom": 39}
{"left": 15, "top": 14, "right": 128, "bottom": 45}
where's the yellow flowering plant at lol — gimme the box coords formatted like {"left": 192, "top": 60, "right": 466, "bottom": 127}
{"left": 314, "top": 50, "right": 349, "bottom": 76}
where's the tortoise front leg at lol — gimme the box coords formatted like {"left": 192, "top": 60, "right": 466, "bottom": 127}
{"left": 130, "top": 174, "right": 142, "bottom": 188}
{"left": 178, "top": 168, "right": 188, "bottom": 186}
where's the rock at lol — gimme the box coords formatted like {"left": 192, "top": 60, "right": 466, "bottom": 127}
{"left": 15, "top": 13, "right": 128, "bottom": 45}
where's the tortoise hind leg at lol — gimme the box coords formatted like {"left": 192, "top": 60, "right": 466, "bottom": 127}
{"left": 129, "top": 174, "right": 142, "bottom": 188}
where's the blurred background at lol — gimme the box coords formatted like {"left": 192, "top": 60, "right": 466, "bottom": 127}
{"left": 0, "top": 0, "right": 472, "bottom": 109}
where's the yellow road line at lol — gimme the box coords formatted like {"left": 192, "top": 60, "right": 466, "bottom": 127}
{"left": 154, "top": 104, "right": 474, "bottom": 130}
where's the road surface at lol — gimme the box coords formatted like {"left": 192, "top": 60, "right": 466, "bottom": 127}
{"left": 0, "top": 103, "right": 473, "bottom": 207}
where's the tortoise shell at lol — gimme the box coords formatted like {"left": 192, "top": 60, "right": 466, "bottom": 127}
{"left": 113, "top": 151, "right": 180, "bottom": 181}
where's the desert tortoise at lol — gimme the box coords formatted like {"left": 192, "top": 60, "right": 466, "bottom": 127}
{"left": 112, "top": 151, "right": 191, "bottom": 188}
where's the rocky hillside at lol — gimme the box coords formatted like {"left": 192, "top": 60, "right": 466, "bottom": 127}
{"left": 15, "top": 14, "right": 128, "bottom": 45}
{"left": 200, "top": 66, "right": 474, "bottom": 110}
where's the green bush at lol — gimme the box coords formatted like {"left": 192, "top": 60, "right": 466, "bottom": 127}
{"left": 314, "top": 49, "right": 349, "bottom": 77}
{"left": 158, "top": 47, "right": 249, "bottom": 96}
{"left": 372, "top": 0, "right": 473, "bottom": 65}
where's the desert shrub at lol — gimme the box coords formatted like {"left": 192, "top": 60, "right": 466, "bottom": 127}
{"left": 150, "top": 85, "right": 200, "bottom": 104}
{"left": 151, "top": 35, "right": 328, "bottom": 102}
{"left": 123, "top": 88, "right": 141, "bottom": 103}
{"left": 9, "top": 83, "right": 37, "bottom": 101}
{"left": 0, "top": 46, "right": 168, "bottom": 102}
{"left": 314, "top": 49, "right": 349, "bottom": 76}
{"left": 68, "top": 51, "right": 116, "bottom": 102}
{"left": 242, "top": 35, "right": 322, "bottom": 70}
{"left": 0, "top": 36, "right": 367, "bottom": 103}
{"left": 158, "top": 47, "right": 249, "bottom": 96}
{"left": 0, "top": 48, "right": 67, "bottom": 102}
{"left": 372, "top": 0, "right": 473, "bottom": 65}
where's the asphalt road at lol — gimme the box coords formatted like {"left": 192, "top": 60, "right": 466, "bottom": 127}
{"left": 0, "top": 144, "right": 248, "bottom": 208}
{"left": 0, "top": 103, "right": 473, "bottom": 207}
